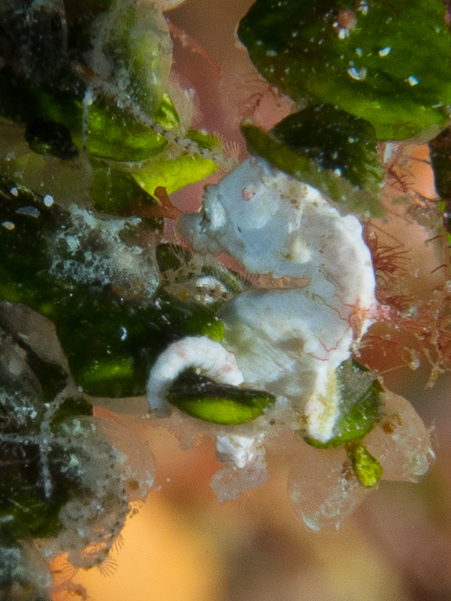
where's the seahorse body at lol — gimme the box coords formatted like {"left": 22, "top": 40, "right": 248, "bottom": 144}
{"left": 177, "top": 157, "right": 377, "bottom": 442}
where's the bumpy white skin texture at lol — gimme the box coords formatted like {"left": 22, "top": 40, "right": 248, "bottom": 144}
{"left": 178, "top": 157, "right": 377, "bottom": 442}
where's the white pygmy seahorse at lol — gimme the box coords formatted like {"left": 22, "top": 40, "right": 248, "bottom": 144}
{"left": 176, "top": 156, "right": 378, "bottom": 443}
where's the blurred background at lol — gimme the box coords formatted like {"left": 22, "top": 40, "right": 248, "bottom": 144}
{"left": 58, "top": 0, "right": 451, "bottom": 599}
{"left": 66, "top": 372, "right": 451, "bottom": 601}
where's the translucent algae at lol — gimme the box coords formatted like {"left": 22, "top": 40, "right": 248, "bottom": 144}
{"left": 0, "top": 326, "right": 155, "bottom": 578}
{"left": 272, "top": 104, "right": 384, "bottom": 192}
{"left": 0, "top": 0, "right": 222, "bottom": 217}
{"left": 0, "top": 182, "right": 224, "bottom": 398}
{"left": 238, "top": 0, "right": 451, "bottom": 140}
{"left": 347, "top": 441, "right": 383, "bottom": 488}
{"left": 241, "top": 121, "right": 385, "bottom": 218}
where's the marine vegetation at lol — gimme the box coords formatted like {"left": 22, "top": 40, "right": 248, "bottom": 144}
{"left": 0, "top": 0, "right": 450, "bottom": 597}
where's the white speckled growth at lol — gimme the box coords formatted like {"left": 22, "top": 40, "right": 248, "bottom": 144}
{"left": 215, "top": 433, "right": 265, "bottom": 469}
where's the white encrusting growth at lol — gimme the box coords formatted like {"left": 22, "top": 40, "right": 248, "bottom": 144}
{"left": 146, "top": 336, "right": 244, "bottom": 415}
{"left": 215, "top": 432, "right": 265, "bottom": 469}
{"left": 49, "top": 205, "right": 160, "bottom": 302}
{"left": 178, "top": 156, "right": 378, "bottom": 443}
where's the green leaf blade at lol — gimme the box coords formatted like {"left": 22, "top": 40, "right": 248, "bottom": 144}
{"left": 167, "top": 374, "right": 275, "bottom": 425}
{"left": 239, "top": 0, "right": 451, "bottom": 140}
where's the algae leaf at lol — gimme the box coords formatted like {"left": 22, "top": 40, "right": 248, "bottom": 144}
{"left": 167, "top": 372, "right": 275, "bottom": 425}
{"left": 238, "top": 0, "right": 451, "bottom": 140}
{"left": 242, "top": 121, "right": 385, "bottom": 217}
